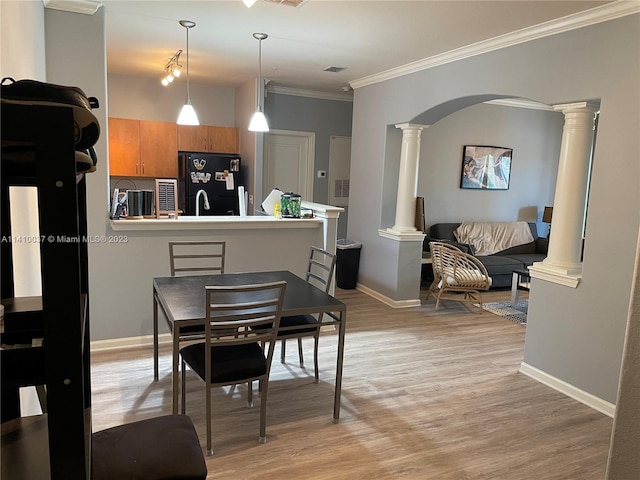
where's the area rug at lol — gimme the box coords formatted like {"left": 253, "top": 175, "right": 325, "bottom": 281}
{"left": 477, "top": 300, "right": 528, "bottom": 325}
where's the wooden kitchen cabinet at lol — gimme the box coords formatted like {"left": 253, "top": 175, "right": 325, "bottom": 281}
{"left": 178, "top": 125, "right": 239, "bottom": 154}
{"left": 108, "top": 117, "right": 140, "bottom": 176}
{"left": 177, "top": 125, "right": 208, "bottom": 153}
{"left": 108, "top": 118, "right": 178, "bottom": 177}
{"left": 139, "top": 120, "right": 178, "bottom": 177}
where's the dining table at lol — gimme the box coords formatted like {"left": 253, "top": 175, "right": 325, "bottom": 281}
{"left": 152, "top": 270, "right": 347, "bottom": 421}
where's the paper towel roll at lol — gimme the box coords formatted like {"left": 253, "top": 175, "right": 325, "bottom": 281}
{"left": 261, "top": 188, "right": 282, "bottom": 215}
{"left": 238, "top": 186, "right": 246, "bottom": 216}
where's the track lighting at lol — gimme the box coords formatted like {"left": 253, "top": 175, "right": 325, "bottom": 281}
{"left": 161, "top": 50, "right": 182, "bottom": 87}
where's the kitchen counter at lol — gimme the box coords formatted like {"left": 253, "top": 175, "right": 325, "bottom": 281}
{"left": 110, "top": 215, "right": 322, "bottom": 231}
{"left": 109, "top": 201, "right": 342, "bottom": 232}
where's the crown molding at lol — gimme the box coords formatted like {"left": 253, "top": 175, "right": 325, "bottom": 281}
{"left": 42, "top": 0, "right": 103, "bottom": 15}
{"left": 267, "top": 85, "right": 353, "bottom": 102}
{"left": 351, "top": 1, "right": 640, "bottom": 90}
{"left": 485, "top": 99, "right": 554, "bottom": 112}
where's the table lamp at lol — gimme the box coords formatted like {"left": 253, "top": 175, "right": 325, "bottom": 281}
{"left": 542, "top": 206, "right": 553, "bottom": 238}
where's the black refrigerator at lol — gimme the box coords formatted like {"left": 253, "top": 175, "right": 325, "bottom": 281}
{"left": 178, "top": 152, "right": 242, "bottom": 216}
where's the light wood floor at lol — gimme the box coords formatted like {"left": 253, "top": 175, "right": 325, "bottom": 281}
{"left": 91, "top": 288, "right": 612, "bottom": 479}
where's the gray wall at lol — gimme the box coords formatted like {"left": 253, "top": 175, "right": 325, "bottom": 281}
{"left": 415, "top": 102, "right": 563, "bottom": 236}
{"left": 264, "top": 92, "right": 353, "bottom": 205}
{"left": 606, "top": 230, "right": 640, "bottom": 478}
{"left": 264, "top": 92, "right": 353, "bottom": 236}
{"left": 349, "top": 15, "right": 639, "bottom": 406}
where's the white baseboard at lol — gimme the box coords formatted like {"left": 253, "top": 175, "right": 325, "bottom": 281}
{"left": 90, "top": 333, "right": 171, "bottom": 352}
{"left": 356, "top": 283, "right": 421, "bottom": 308}
{"left": 520, "top": 362, "right": 616, "bottom": 418}
{"left": 91, "top": 328, "right": 337, "bottom": 352}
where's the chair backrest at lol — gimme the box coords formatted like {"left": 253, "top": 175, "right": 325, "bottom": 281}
{"left": 169, "top": 241, "right": 225, "bottom": 276}
{"left": 203, "top": 281, "right": 287, "bottom": 367}
{"left": 430, "top": 241, "right": 490, "bottom": 288}
{"left": 305, "top": 246, "right": 336, "bottom": 293}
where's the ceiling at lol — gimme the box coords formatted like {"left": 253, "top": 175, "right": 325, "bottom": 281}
{"left": 98, "top": 0, "right": 616, "bottom": 95}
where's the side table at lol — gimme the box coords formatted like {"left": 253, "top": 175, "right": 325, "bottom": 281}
{"left": 511, "top": 269, "right": 531, "bottom": 307}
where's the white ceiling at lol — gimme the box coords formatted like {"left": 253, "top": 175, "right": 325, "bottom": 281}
{"left": 98, "top": 0, "right": 617, "bottom": 94}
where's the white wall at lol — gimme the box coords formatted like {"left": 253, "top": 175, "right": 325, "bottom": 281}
{"left": 0, "top": 0, "right": 46, "bottom": 81}
{"left": 108, "top": 73, "right": 235, "bottom": 125}
{"left": 1, "top": 0, "right": 46, "bottom": 297}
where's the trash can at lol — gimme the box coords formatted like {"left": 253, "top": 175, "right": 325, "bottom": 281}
{"left": 336, "top": 239, "right": 362, "bottom": 289}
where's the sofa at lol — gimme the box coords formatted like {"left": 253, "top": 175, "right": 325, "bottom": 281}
{"left": 423, "top": 222, "right": 548, "bottom": 288}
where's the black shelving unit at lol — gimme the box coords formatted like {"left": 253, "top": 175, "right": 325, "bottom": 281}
{"left": 1, "top": 102, "right": 93, "bottom": 479}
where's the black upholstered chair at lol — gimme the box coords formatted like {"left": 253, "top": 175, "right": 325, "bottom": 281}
{"left": 179, "top": 281, "right": 286, "bottom": 455}
{"left": 92, "top": 415, "right": 207, "bottom": 480}
{"left": 277, "top": 246, "right": 336, "bottom": 382}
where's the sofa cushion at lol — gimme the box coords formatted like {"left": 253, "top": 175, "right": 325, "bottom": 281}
{"left": 497, "top": 241, "right": 536, "bottom": 255}
{"left": 476, "top": 255, "right": 525, "bottom": 275}
{"left": 425, "top": 238, "right": 475, "bottom": 255}
{"left": 501, "top": 253, "right": 546, "bottom": 267}
{"left": 429, "top": 223, "right": 461, "bottom": 242}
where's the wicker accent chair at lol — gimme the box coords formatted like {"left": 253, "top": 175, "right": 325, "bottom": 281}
{"left": 427, "top": 241, "right": 492, "bottom": 312}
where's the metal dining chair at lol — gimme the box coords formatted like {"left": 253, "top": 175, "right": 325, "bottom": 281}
{"left": 179, "top": 281, "right": 286, "bottom": 455}
{"left": 278, "top": 246, "right": 336, "bottom": 382}
{"left": 169, "top": 240, "right": 225, "bottom": 276}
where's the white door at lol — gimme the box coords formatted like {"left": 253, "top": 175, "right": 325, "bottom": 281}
{"left": 263, "top": 131, "right": 315, "bottom": 201}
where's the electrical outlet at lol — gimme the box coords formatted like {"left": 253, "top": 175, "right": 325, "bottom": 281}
{"left": 317, "top": 170, "right": 327, "bottom": 178}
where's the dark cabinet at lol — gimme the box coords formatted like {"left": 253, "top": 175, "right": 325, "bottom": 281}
{"left": 1, "top": 102, "right": 93, "bottom": 479}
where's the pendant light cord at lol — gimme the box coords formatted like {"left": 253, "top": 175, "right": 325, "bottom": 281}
{"left": 186, "top": 25, "right": 191, "bottom": 103}
{"left": 257, "top": 37, "right": 262, "bottom": 112}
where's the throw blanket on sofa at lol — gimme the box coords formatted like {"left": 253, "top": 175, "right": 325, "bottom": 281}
{"left": 454, "top": 221, "right": 534, "bottom": 256}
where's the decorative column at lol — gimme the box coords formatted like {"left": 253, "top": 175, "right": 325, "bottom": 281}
{"left": 530, "top": 101, "right": 598, "bottom": 287}
{"left": 377, "top": 123, "right": 427, "bottom": 308}
{"left": 388, "top": 123, "right": 427, "bottom": 234}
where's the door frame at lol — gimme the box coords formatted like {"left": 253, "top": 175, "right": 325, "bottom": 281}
{"left": 263, "top": 129, "right": 315, "bottom": 203}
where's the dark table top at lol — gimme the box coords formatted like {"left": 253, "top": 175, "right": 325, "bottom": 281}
{"left": 153, "top": 270, "right": 345, "bottom": 323}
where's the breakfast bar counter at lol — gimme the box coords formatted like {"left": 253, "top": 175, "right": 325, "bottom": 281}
{"left": 88, "top": 201, "right": 343, "bottom": 346}
{"left": 110, "top": 214, "right": 322, "bottom": 231}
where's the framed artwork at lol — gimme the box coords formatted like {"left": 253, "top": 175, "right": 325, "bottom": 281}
{"left": 460, "top": 145, "right": 512, "bottom": 190}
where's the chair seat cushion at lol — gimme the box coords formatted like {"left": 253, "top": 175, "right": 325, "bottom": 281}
{"left": 92, "top": 415, "right": 207, "bottom": 480}
{"left": 277, "top": 314, "right": 319, "bottom": 336}
{"left": 180, "top": 342, "right": 267, "bottom": 383}
{"left": 441, "top": 267, "right": 492, "bottom": 288}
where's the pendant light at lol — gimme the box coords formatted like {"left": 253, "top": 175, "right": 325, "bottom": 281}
{"left": 177, "top": 20, "right": 199, "bottom": 126}
{"left": 248, "top": 33, "right": 269, "bottom": 132}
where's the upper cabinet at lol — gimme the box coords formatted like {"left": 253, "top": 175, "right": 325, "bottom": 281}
{"left": 108, "top": 118, "right": 178, "bottom": 177}
{"left": 139, "top": 120, "right": 178, "bottom": 178}
{"left": 109, "top": 118, "right": 239, "bottom": 177}
{"left": 178, "top": 125, "right": 239, "bottom": 154}
{"left": 108, "top": 117, "right": 140, "bottom": 176}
